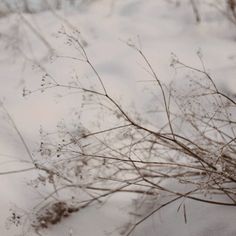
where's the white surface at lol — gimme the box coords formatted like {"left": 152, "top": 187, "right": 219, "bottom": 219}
{"left": 0, "top": 0, "right": 236, "bottom": 235}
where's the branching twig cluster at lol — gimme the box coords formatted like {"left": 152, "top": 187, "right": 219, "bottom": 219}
{"left": 2, "top": 31, "right": 236, "bottom": 235}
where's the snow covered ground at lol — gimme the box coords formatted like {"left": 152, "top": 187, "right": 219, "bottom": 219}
{"left": 0, "top": 0, "right": 236, "bottom": 235}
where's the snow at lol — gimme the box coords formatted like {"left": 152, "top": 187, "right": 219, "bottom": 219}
{"left": 0, "top": 0, "right": 236, "bottom": 236}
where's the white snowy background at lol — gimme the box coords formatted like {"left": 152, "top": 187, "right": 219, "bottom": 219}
{"left": 0, "top": 0, "right": 236, "bottom": 235}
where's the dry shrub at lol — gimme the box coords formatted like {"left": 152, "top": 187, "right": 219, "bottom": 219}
{"left": 5, "top": 32, "right": 236, "bottom": 235}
